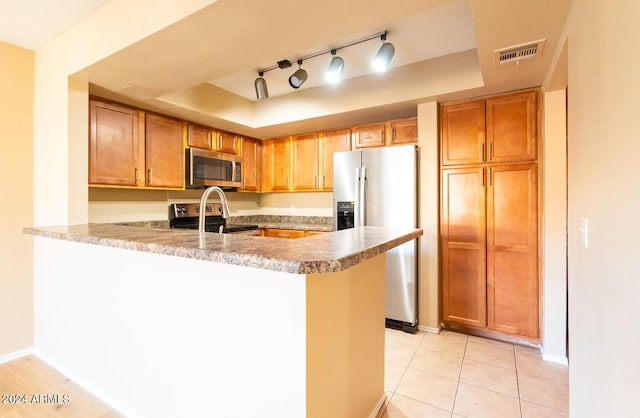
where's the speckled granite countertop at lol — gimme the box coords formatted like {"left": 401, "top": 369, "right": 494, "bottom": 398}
{"left": 23, "top": 224, "right": 422, "bottom": 274}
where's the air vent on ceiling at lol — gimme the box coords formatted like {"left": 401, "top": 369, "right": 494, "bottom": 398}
{"left": 494, "top": 39, "right": 546, "bottom": 66}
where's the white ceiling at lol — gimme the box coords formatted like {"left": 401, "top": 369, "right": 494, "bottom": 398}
{"left": 0, "top": 0, "right": 108, "bottom": 50}
{"left": 210, "top": 0, "right": 477, "bottom": 100}
{"left": 0, "top": 0, "right": 573, "bottom": 138}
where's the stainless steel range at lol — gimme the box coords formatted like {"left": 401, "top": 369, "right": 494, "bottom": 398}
{"left": 169, "top": 203, "right": 259, "bottom": 235}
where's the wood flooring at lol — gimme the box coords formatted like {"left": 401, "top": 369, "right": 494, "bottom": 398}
{"left": 0, "top": 355, "right": 123, "bottom": 418}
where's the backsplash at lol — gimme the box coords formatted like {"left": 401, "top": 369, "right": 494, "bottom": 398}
{"left": 231, "top": 215, "right": 332, "bottom": 226}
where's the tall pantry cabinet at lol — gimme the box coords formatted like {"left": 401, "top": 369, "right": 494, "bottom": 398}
{"left": 440, "top": 89, "right": 540, "bottom": 340}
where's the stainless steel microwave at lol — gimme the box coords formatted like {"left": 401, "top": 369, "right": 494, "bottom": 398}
{"left": 186, "top": 148, "right": 242, "bottom": 188}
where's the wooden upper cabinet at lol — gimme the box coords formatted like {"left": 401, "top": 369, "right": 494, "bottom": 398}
{"left": 215, "top": 130, "right": 239, "bottom": 155}
{"left": 145, "top": 113, "right": 185, "bottom": 189}
{"left": 440, "top": 167, "right": 488, "bottom": 328}
{"left": 291, "top": 133, "right": 319, "bottom": 191}
{"left": 240, "top": 137, "right": 261, "bottom": 192}
{"left": 187, "top": 123, "right": 212, "bottom": 149}
{"left": 320, "top": 128, "right": 351, "bottom": 190}
{"left": 353, "top": 123, "right": 386, "bottom": 148}
{"left": 262, "top": 137, "right": 290, "bottom": 192}
{"left": 89, "top": 99, "right": 144, "bottom": 187}
{"left": 486, "top": 90, "right": 538, "bottom": 163}
{"left": 486, "top": 163, "right": 539, "bottom": 338}
{"left": 441, "top": 100, "right": 486, "bottom": 166}
{"left": 389, "top": 118, "right": 418, "bottom": 145}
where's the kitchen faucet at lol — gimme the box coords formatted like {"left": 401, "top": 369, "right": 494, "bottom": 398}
{"left": 198, "top": 186, "right": 230, "bottom": 233}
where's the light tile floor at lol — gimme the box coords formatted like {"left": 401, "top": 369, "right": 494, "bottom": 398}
{"left": 380, "top": 329, "right": 569, "bottom": 418}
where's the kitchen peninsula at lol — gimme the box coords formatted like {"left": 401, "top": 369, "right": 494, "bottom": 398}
{"left": 24, "top": 224, "right": 422, "bottom": 418}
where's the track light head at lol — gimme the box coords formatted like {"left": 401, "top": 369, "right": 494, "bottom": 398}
{"left": 372, "top": 42, "right": 395, "bottom": 72}
{"left": 326, "top": 50, "right": 344, "bottom": 83}
{"left": 289, "top": 60, "right": 308, "bottom": 89}
{"left": 254, "top": 72, "right": 269, "bottom": 100}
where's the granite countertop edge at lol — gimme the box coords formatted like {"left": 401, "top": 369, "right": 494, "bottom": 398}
{"left": 23, "top": 224, "right": 422, "bottom": 275}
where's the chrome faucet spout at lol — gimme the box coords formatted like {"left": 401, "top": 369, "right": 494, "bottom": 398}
{"left": 198, "top": 186, "right": 231, "bottom": 233}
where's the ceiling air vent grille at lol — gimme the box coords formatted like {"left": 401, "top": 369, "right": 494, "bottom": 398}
{"left": 494, "top": 39, "right": 546, "bottom": 66}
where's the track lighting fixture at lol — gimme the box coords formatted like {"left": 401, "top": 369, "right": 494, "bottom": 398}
{"left": 372, "top": 33, "right": 395, "bottom": 73}
{"left": 288, "top": 60, "right": 308, "bottom": 89}
{"left": 325, "top": 50, "right": 344, "bottom": 84}
{"left": 254, "top": 30, "right": 393, "bottom": 99}
{"left": 254, "top": 72, "right": 269, "bottom": 100}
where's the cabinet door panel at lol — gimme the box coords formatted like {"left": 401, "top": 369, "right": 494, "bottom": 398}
{"left": 187, "top": 123, "right": 212, "bottom": 149}
{"left": 486, "top": 91, "right": 538, "bottom": 162}
{"left": 486, "top": 164, "right": 538, "bottom": 338}
{"left": 441, "top": 101, "right": 485, "bottom": 165}
{"left": 390, "top": 118, "right": 417, "bottom": 145}
{"left": 145, "top": 114, "right": 184, "bottom": 188}
{"left": 291, "top": 133, "right": 319, "bottom": 190}
{"left": 262, "top": 138, "right": 290, "bottom": 192}
{"left": 441, "top": 167, "right": 487, "bottom": 327}
{"left": 320, "top": 129, "right": 351, "bottom": 190}
{"left": 216, "top": 130, "right": 239, "bottom": 154}
{"left": 89, "top": 100, "right": 142, "bottom": 186}
{"left": 354, "top": 124, "right": 385, "bottom": 148}
{"left": 240, "top": 137, "right": 261, "bottom": 192}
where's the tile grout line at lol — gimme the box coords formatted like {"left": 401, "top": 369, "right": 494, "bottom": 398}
{"left": 449, "top": 335, "right": 469, "bottom": 417}
{"left": 514, "top": 345, "right": 524, "bottom": 418}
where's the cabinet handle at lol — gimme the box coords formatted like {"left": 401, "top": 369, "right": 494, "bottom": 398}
{"left": 315, "top": 175, "right": 318, "bottom": 188}
{"left": 482, "top": 168, "right": 485, "bottom": 186}
{"left": 480, "top": 143, "right": 485, "bottom": 161}
{"left": 135, "top": 167, "right": 139, "bottom": 185}
{"left": 391, "top": 127, "right": 396, "bottom": 143}
{"left": 218, "top": 135, "right": 222, "bottom": 150}
{"left": 488, "top": 167, "right": 493, "bottom": 186}
{"left": 148, "top": 168, "right": 152, "bottom": 185}
{"left": 380, "top": 130, "right": 384, "bottom": 143}
{"left": 489, "top": 142, "right": 493, "bottom": 161}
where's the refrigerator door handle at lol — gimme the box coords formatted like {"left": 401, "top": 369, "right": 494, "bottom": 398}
{"left": 360, "top": 166, "right": 367, "bottom": 226}
{"left": 354, "top": 167, "right": 362, "bottom": 227}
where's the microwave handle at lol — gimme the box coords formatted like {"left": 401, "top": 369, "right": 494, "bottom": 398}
{"left": 188, "top": 149, "right": 195, "bottom": 185}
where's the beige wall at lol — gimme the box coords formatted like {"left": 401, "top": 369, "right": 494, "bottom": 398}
{"left": 33, "top": 0, "right": 218, "bottom": 227}
{"left": 87, "top": 189, "right": 327, "bottom": 223}
{"left": 541, "top": 90, "right": 568, "bottom": 363}
{"left": 0, "top": 41, "right": 34, "bottom": 357}
{"left": 553, "top": 0, "right": 640, "bottom": 416}
{"left": 417, "top": 102, "right": 440, "bottom": 330}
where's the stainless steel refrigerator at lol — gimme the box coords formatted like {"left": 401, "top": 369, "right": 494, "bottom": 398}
{"left": 333, "top": 144, "right": 418, "bottom": 332}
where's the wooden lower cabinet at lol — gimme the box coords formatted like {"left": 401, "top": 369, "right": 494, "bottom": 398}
{"left": 441, "top": 163, "right": 539, "bottom": 340}
{"left": 261, "top": 228, "right": 326, "bottom": 238}
{"left": 262, "top": 228, "right": 305, "bottom": 239}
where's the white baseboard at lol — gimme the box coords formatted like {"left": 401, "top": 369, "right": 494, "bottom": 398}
{"left": 542, "top": 351, "right": 569, "bottom": 365}
{"left": 0, "top": 347, "right": 34, "bottom": 365}
{"left": 369, "top": 392, "right": 388, "bottom": 418}
{"left": 417, "top": 325, "right": 441, "bottom": 334}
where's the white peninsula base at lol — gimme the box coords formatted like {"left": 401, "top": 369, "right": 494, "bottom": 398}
{"left": 33, "top": 237, "right": 386, "bottom": 418}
